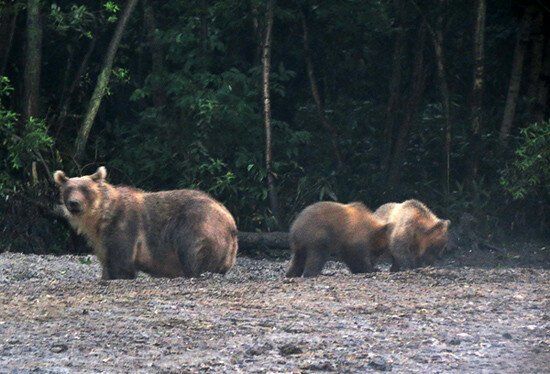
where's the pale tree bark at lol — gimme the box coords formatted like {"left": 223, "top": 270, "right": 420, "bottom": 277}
{"left": 143, "top": 0, "right": 166, "bottom": 108}
{"left": 382, "top": 0, "right": 406, "bottom": 173}
{"left": 469, "top": 0, "right": 486, "bottom": 183}
{"left": 526, "top": 10, "right": 544, "bottom": 122}
{"left": 301, "top": 11, "right": 343, "bottom": 171}
{"left": 262, "top": 0, "right": 282, "bottom": 227}
{"left": 0, "top": 6, "right": 17, "bottom": 77}
{"left": 74, "top": 0, "right": 139, "bottom": 160}
{"left": 499, "top": 5, "right": 536, "bottom": 145}
{"left": 387, "top": 21, "right": 427, "bottom": 187}
{"left": 23, "top": 0, "right": 42, "bottom": 121}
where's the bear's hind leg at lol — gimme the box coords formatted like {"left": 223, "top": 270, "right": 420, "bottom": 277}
{"left": 344, "top": 256, "right": 375, "bottom": 274}
{"left": 341, "top": 245, "right": 376, "bottom": 274}
{"left": 177, "top": 247, "right": 203, "bottom": 278}
{"left": 302, "top": 247, "right": 329, "bottom": 277}
{"left": 389, "top": 256, "right": 401, "bottom": 272}
{"left": 286, "top": 247, "right": 307, "bottom": 277}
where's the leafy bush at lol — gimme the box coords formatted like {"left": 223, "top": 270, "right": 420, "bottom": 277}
{"left": 0, "top": 76, "right": 54, "bottom": 195}
{"left": 500, "top": 121, "right": 549, "bottom": 200}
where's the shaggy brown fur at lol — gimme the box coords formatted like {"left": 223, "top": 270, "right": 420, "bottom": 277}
{"left": 374, "top": 199, "right": 450, "bottom": 271}
{"left": 54, "top": 167, "right": 238, "bottom": 280}
{"left": 286, "top": 201, "right": 392, "bottom": 277}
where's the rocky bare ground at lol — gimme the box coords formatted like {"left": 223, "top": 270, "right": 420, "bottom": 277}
{"left": 0, "top": 246, "right": 548, "bottom": 373}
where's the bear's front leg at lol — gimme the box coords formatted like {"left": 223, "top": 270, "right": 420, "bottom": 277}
{"left": 101, "top": 233, "right": 137, "bottom": 280}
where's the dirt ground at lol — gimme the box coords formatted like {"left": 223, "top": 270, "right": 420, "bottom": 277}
{"left": 0, "top": 243, "right": 548, "bottom": 373}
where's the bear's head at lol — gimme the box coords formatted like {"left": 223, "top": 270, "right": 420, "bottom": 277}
{"left": 53, "top": 166, "right": 107, "bottom": 216}
{"left": 418, "top": 219, "right": 451, "bottom": 265}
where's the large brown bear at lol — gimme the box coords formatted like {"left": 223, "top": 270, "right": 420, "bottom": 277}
{"left": 54, "top": 167, "right": 238, "bottom": 280}
{"left": 374, "top": 199, "right": 450, "bottom": 271}
{"left": 286, "top": 201, "right": 392, "bottom": 277}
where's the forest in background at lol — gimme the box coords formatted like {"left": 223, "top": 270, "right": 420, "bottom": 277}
{"left": 0, "top": 0, "right": 548, "bottom": 253}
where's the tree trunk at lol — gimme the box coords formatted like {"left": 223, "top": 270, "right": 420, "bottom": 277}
{"left": 237, "top": 231, "right": 289, "bottom": 250}
{"left": 74, "top": 0, "right": 139, "bottom": 160}
{"left": 469, "top": 0, "right": 486, "bottom": 183}
{"left": 301, "top": 12, "right": 343, "bottom": 171}
{"left": 199, "top": 0, "right": 209, "bottom": 53}
{"left": 431, "top": 2, "right": 452, "bottom": 195}
{"left": 533, "top": 36, "right": 550, "bottom": 123}
{"left": 526, "top": 10, "right": 544, "bottom": 122}
{"left": 143, "top": 0, "right": 166, "bottom": 108}
{"left": 22, "top": 0, "right": 42, "bottom": 121}
{"left": 54, "top": 36, "right": 97, "bottom": 137}
{"left": 382, "top": 0, "right": 406, "bottom": 173}
{"left": 58, "top": 45, "right": 75, "bottom": 110}
{"left": 251, "top": 2, "right": 263, "bottom": 66}
{"left": 499, "top": 5, "right": 536, "bottom": 145}
{"left": 0, "top": 7, "right": 17, "bottom": 77}
{"left": 387, "top": 21, "right": 427, "bottom": 188}
{"left": 411, "top": 0, "right": 453, "bottom": 194}
{"left": 262, "top": 0, "right": 281, "bottom": 227}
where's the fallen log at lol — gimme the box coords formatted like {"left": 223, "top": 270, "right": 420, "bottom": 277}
{"left": 237, "top": 231, "right": 289, "bottom": 250}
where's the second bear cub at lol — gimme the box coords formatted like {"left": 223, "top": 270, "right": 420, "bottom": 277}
{"left": 375, "top": 199, "right": 450, "bottom": 271}
{"left": 286, "top": 201, "right": 392, "bottom": 277}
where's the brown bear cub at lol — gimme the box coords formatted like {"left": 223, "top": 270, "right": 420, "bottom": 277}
{"left": 374, "top": 199, "right": 450, "bottom": 272}
{"left": 286, "top": 201, "right": 393, "bottom": 277}
{"left": 54, "top": 167, "right": 238, "bottom": 280}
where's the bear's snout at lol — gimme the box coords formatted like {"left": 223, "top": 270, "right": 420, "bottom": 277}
{"left": 66, "top": 200, "right": 83, "bottom": 214}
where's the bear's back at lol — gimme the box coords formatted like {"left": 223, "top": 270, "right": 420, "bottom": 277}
{"left": 290, "top": 201, "right": 382, "bottom": 249}
{"left": 388, "top": 200, "right": 438, "bottom": 234}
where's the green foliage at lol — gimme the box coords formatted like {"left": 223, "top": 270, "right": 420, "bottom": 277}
{"left": 103, "top": 1, "right": 120, "bottom": 23}
{"left": 500, "top": 121, "right": 550, "bottom": 200}
{"left": 0, "top": 77, "right": 53, "bottom": 194}
{"left": 49, "top": 3, "right": 96, "bottom": 39}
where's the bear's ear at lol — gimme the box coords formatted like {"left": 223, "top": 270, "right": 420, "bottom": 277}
{"left": 53, "top": 170, "right": 68, "bottom": 185}
{"left": 90, "top": 166, "right": 107, "bottom": 182}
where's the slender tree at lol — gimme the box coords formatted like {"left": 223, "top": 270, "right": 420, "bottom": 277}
{"left": 251, "top": 2, "right": 263, "bottom": 66}
{"left": 262, "top": 0, "right": 281, "bottom": 227}
{"left": 382, "top": 0, "right": 406, "bottom": 173}
{"left": 525, "top": 10, "right": 544, "bottom": 122}
{"left": 469, "top": 0, "right": 486, "bottom": 182}
{"left": 301, "top": 11, "right": 343, "bottom": 171}
{"left": 499, "top": 5, "right": 536, "bottom": 145}
{"left": 22, "top": 0, "right": 42, "bottom": 122}
{"left": 411, "top": 0, "right": 452, "bottom": 193}
{"left": 533, "top": 36, "right": 550, "bottom": 122}
{"left": 54, "top": 36, "right": 98, "bottom": 137}
{"left": 387, "top": 21, "right": 427, "bottom": 187}
{"left": 432, "top": 2, "right": 452, "bottom": 195}
{"left": 143, "top": 0, "right": 166, "bottom": 108}
{"left": 74, "top": 0, "right": 139, "bottom": 160}
{"left": 199, "top": 0, "right": 209, "bottom": 53}
{"left": 0, "top": 6, "right": 17, "bottom": 77}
